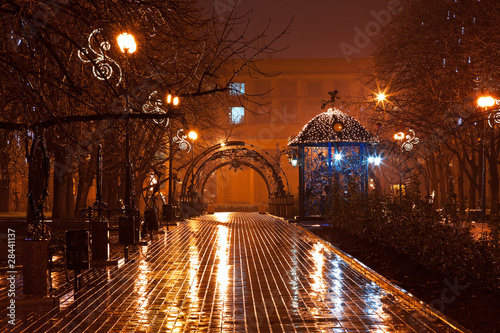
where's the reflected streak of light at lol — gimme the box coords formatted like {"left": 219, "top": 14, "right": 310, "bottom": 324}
{"left": 290, "top": 241, "right": 300, "bottom": 308}
{"left": 214, "top": 212, "right": 230, "bottom": 222}
{"left": 135, "top": 261, "right": 151, "bottom": 325}
{"left": 311, "top": 242, "right": 325, "bottom": 293}
{"left": 216, "top": 225, "right": 229, "bottom": 304}
{"left": 188, "top": 237, "right": 200, "bottom": 304}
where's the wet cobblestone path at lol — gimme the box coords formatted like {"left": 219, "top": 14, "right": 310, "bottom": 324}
{"left": 2, "top": 213, "right": 464, "bottom": 332}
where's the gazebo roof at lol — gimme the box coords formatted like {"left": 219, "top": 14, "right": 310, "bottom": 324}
{"left": 288, "top": 108, "right": 378, "bottom": 145}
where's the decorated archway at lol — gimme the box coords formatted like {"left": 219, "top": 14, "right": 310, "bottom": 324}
{"left": 179, "top": 141, "right": 289, "bottom": 214}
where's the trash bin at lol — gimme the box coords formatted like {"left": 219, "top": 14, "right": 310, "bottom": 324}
{"left": 145, "top": 208, "right": 159, "bottom": 231}
{"left": 90, "top": 220, "right": 109, "bottom": 262}
{"left": 162, "top": 204, "right": 174, "bottom": 221}
{"left": 118, "top": 216, "right": 140, "bottom": 244}
{"left": 66, "top": 230, "right": 90, "bottom": 270}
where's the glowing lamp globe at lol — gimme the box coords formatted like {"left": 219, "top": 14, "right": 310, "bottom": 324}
{"left": 188, "top": 131, "right": 198, "bottom": 141}
{"left": 117, "top": 33, "right": 136, "bottom": 54}
{"left": 376, "top": 93, "right": 386, "bottom": 102}
{"left": 394, "top": 132, "right": 405, "bottom": 141}
{"left": 478, "top": 96, "right": 495, "bottom": 108}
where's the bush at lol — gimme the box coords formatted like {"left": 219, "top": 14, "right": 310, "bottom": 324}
{"left": 325, "top": 179, "right": 500, "bottom": 293}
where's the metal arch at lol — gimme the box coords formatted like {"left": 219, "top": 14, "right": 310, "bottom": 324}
{"left": 180, "top": 142, "right": 289, "bottom": 201}
{"left": 198, "top": 160, "right": 272, "bottom": 200}
{"left": 180, "top": 141, "right": 245, "bottom": 196}
{"left": 243, "top": 142, "right": 290, "bottom": 193}
{"left": 187, "top": 148, "right": 282, "bottom": 198}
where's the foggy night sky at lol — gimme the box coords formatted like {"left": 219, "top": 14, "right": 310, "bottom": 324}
{"left": 233, "top": 0, "right": 391, "bottom": 59}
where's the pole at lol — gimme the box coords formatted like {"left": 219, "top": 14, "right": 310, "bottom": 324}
{"left": 482, "top": 115, "right": 486, "bottom": 219}
{"left": 168, "top": 120, "right": 174, "bottom": 206}
{"left": 125, "top": 109, "right": 131, "bottom": 209}
{"left": 191, "top": 139, "right": 195, "bottom": 198}
{"left": 399, "top": 153, "right": 402, "bottom": 202}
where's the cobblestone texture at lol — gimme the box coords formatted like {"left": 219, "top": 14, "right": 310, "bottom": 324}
{"left": 1, "top": 213, "right": 463, "bottom": 332}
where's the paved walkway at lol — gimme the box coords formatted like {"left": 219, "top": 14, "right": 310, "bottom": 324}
{"left": 2, "top": 213, "right": 465, "bottom": 332}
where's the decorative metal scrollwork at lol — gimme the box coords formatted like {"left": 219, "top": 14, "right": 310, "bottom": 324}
{"left": 173, "top": 129, "right": 191, "bottom": 152}
{"left": 488, "top": 110, "right": 500, "bottom": 128}
{"left": 401, "top": 129, "right": 419, "bottom": 152}
{"left": 142, "top": 91, "right": 169, "bottom": 125}
{"left": 78, "top": 29, "right": 122, "bottom": 86}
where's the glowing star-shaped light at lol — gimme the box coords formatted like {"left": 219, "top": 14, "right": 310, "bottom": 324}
{"left": 78, "top": 29, "right": 122, "bottom": 86}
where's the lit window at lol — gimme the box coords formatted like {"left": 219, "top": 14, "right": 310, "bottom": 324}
{"left": 230, "top": 107, "right": 244, "bottom": 124}
{"left": 229, "top": 83, "right": 245, "bottom": 96}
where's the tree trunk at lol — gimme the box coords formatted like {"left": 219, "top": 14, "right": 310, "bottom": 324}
{"left": 428, "top": 154, "right": 439, "bottom": 206}
{"left": 0, "top": 133, "right": 10, "bottom": 212}
{"left": 488, "top": 135, "right": 499, "bottom": 218}
{"left": 52, "top": 145, "right": 74, "bottom": 219}
{"left": 52, "top": 146, "right": 66, "bottom": 218}
{"left": 65, "top": 173, "right": 75, "bottom": 218}
{"left": 457, "top": 162, "right": 465, "bottom": 213}
{"left": 74, "top": 149, "right": 97, "bottom": 216}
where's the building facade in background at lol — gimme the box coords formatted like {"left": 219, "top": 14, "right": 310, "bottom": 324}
{"left": 211, "top": 58, "right": 375, "bottom": 205}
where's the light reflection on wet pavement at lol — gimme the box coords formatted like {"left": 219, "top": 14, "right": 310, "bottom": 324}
{"left": 2, "top": 213, "right": 464, "bottom": 332}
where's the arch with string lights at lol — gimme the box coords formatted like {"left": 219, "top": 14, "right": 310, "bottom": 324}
{"left": 179, "top": 141, "right": 290, "bottom": 217}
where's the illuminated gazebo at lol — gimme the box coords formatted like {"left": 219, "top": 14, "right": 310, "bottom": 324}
{"left": 288, "top": 107, "right": 379, "bottom": 219}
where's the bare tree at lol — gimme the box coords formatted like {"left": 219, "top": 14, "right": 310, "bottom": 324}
{"left": 0, "top": 0, "right": 286, "bottom": 217}
{"left": 363, "top": 0, "right": 500, "bottom": 211}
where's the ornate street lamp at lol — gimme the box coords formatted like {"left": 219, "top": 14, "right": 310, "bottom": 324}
{"left": 117, "top": 32, "right": 137, "bottom": 212}
{"left": 166, "top": 94, "right": 180, "bottom": 223}
{"left": 188, "top": 131, "right": 198, "bottom": 201}
{"left": 477, "top": 95, "right": 495, "bottom": 219}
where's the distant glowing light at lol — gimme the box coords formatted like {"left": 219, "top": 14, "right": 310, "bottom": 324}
{"left": 188, "top": 131, "right": 198, "bottom": 141}
{"left": 334, "top": 153, "right": 342, "bottom": 161}
{"left": 368, "top": 156, "right": 382, "bottom": 166}
{"left": 478, "top": 96, "right": 495, "bottom": 108}
{"left": 394, "top": 132, "right": 405, "bottom": 141}
{"left": 214, "top": 212, "right": 230, "bottom": 222}
{"left": 117, "top": 33, "right": 137, "bottom": 54}
{"left": 376, "top": 93, "right": 386, "bottom": 102}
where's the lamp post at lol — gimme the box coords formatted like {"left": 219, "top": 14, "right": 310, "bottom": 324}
{"left": 188, "top": 131, "right": 198, "bottom": 201}
{"left": 117, "top": 32, "right": 137, "bottom": 211}
{"left": 117, "top": 33, "right": 138, "bottom": 259}
{"left": 167, "top": 94, "right": 180, "bottom": 222}
{"left": 394, "top": 131, "right": 405, "bottom": 201}
{"left": 478, "top": 95, "right": 495, "bottom": 219}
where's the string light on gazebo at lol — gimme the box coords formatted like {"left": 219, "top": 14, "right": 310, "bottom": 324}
{"left": 288, "top": 108, "right": 378, "bottom": 145}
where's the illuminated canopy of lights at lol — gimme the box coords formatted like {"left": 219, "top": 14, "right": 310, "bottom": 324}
{"left": 288, "top": 108, "right": 378, "bottom": 145}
